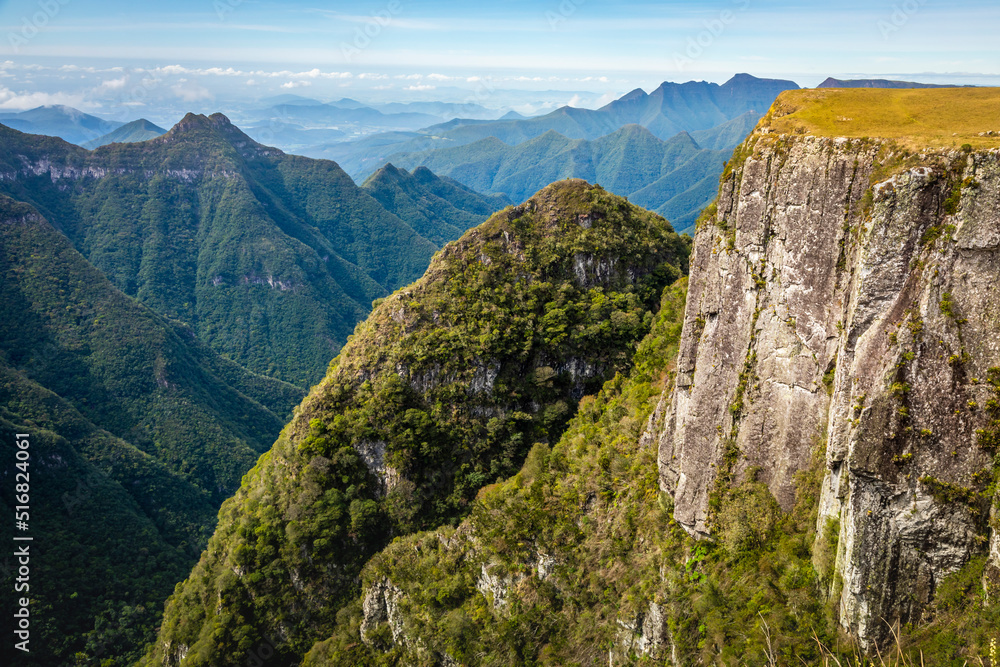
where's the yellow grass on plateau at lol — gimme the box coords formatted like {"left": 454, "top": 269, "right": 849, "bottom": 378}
{"left": 762, "top": 88, "right": 1000, "bottom": 150}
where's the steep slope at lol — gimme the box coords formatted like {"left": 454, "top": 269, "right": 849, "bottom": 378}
{"left": 380, "top": 125, "right": 728, "bottom": 234}
{"left": 141, "top": 181, "right": 689, "bottom": 667}
{"left": 297, "top": 89, "right": 1000, "bottom": 667}
{"left": 82, "top": 118, "right": 167, "bottom": 148}
{"left": 360, "top": 164, "right": 511, "bottom": 245}
{"left": 651, "top": 89, "right": 1000, "bottom": 648}
{"left": 0, "top": 114, "right": 440, "bottom": 387}
{"left": 0, "top": 104, "right": 123, "bottom": 144}
{"left": 0, "top": 195, "right": 304, "bottom": 665}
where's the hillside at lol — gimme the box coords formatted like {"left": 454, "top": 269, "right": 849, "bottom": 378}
{"left": 0, "top": 114, "right": 487, "bottom": 387}
{"left": 360, "top": 164, "right": 511, "bottom": 246}
{"left": 140, "top": 180, "right": 690, "bottom": 667}
{"left": 0, "top": 195, "right": 305, "bottom": 666}
{"left": 291, "top": 89, "right": 1000, "bottom": 665}
{"left": 82, "top": 118, "right": 167, "bottom": 148}
{"left": 378, "top": 125, "right": 728, "bottom": 234}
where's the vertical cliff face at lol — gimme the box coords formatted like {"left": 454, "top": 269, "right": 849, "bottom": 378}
{"left": 650, "top": 128, "right": 1000, "bottom": 644}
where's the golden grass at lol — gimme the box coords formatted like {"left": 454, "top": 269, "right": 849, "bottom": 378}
{"left": 762, "top": 88, "right": 1000, "bottom": 150}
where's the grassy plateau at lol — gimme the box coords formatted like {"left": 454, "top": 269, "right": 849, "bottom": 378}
{"left": 762, "top": 88, "right": 1000, "bottom": 149}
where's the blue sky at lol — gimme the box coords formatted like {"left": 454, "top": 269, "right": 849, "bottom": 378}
{"left": 0, "top": 0, "right": 998, "bottom": 114}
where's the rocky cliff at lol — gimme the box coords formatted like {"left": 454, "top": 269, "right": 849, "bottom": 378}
{"left": 650, "top": 90, "right": 1000, "bottom": 646}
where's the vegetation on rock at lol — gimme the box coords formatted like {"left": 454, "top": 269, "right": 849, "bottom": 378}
{"left": 140, "top": 180, "right": 689, "bottom": 667}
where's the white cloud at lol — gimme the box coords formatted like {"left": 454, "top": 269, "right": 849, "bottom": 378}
{"left": 246, "top": 79, "right": 258, "bottom": 86}
{"left": 280, "top": 81, "right": 312, "bottom": 89}
{"left": 404, "top": 84, "right": 436, "bottom": 91}
{"left": 0, "top": 86, "right": 85, "bottom": 110}
{"left": 171, "top": 83, "right": 213, "bottom": 102}
{"left": 99, "top": 77, "right": 127, "bottom": 90}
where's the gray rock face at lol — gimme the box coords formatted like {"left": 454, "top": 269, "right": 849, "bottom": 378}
{"left": 360, "top": 578, "right": 405, "bottom": 647}
{"left": 648, "top": 135, "right": 1000, "bottom": 646}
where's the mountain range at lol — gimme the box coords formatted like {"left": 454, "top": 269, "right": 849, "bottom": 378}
{"left": 302, "top": 75, "right": 796, "bottom": 232}
{"left": 374, "top": 121, "right": 752, "bottom": 233}
{"left": 0, "top": 114, "right": 505, "bottom": 387}
{"left": 0, "top": 105, "right": 125, "bottom": 144}
{"left": 82, "top": 119, "right": 167, "bottom": 149}
{"left": 139, "top": 87, "right": 1000, "bottom": 667}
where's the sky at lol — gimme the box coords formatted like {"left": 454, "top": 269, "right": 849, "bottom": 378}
{"left": 0, "top": 0, "right": 998, "bottom": 118}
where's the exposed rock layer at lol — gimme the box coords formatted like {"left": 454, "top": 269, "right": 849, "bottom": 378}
{"left": 650, "top": 135, "right": 1000, "bottom": 645}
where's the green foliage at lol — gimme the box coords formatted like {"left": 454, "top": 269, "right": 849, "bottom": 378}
{"left": 303, "top": 277, "right": 842, "bottom": 666}
{"left": 361, "top": 163, "right": 510, "bottom": 246}
{"left": 0, "top": 194, "right": 306, "bottom": 665}
{"left": 144, "top": 180, "right": 689, "bottom": 667}
{"left": 975, "top": 368, "right": 1000, "bottom": 454}
{"left": 0, "top": 116, "right": 452, "bottom": 387}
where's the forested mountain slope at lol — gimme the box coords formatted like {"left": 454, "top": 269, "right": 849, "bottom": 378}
{"left": 141, "top": 180, "right": 690, "bottom": 667}
{"left": 0, "top": 195, "right": 304, "bottom": 666}
{"left": 0, "top": 114, "right": 501, "bottom": 387}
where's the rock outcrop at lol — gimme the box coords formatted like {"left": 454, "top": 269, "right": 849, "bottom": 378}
{"left": 649, "top": 128, "right": 1000, "bottom": 645}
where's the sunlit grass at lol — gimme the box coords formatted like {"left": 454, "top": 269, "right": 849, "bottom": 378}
{"left": 762, "top": 88, "right": 1000, "bottom": 150}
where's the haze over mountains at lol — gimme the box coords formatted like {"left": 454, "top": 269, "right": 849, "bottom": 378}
{"left": 302, "top": 74, "right": 798, "bottom": 232}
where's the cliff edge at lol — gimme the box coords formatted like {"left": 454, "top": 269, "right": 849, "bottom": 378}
{"left": 650, "top": 88, "right": 1000, "bottom": 645}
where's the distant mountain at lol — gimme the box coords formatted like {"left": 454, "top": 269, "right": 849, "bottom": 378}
{"left": 0, "top": 193, "right": 305, "bottom": 665}
{"left": 301, "top": 73, "right": 797, "bottom": 178}
{"left": 0, "top": 115, "right": 449, "bottom": 387}
{"left": 375, "top": 124, "right": 729, "bottom": 233}
{"left": 499, "top": 110, "right": 529, "bottom": 120}
{"left": 817, "top": 77, "right": 970, "bottom": 89}
{"left": 689, "top": 110, "right": 761, "bottom": 150}
{"left": 258, "top": 93, "right": 325, "bottom": 106}
{"left": 82, "top": 118, "right": 167, "bottom": 148}
{"left": 241, "top": 122, "right": 346, "bottom": 151}
{"left": 374, "top": 100, "right": 502, "bottom": 120}
{"left": 361, "top": 164, "right": 511, "bottom": 245}
{"left": 328, "top": 97, "right": 369, "bottom": 109}
{"left": 0, "top": 104, "right": 123, "bottom": 144}
{"left": 246, "top": 102, "right": 442, "bottom": 132}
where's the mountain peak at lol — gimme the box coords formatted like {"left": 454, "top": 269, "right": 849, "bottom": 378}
{"left": 170, "top": 112, "right": 233, "bottom": 133}
{"left": 620, "top": 87, "right": 649, "bottom": 101}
